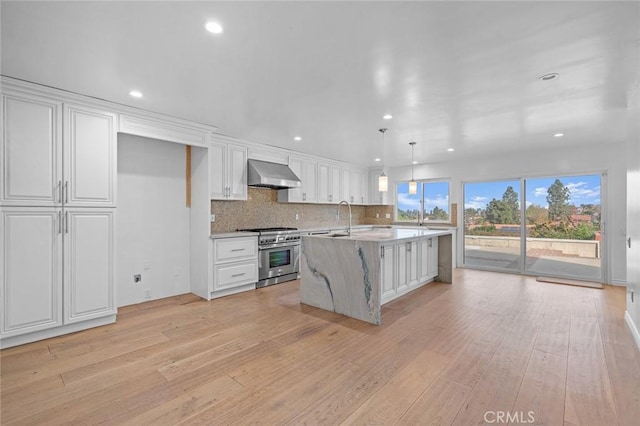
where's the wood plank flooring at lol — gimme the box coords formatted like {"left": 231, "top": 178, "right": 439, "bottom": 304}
{"left": 1, "top": 269, "right": 639, "bottom": 425}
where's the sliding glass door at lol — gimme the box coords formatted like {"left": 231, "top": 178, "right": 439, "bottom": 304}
{"left": 463, "top": 173, "right": 603, "bottom": 282}
{"left": 463, "top": 179, "right": 522, "bottom": 272}
{"left": 524, "top": 175, "right": 602, "bottom": 281}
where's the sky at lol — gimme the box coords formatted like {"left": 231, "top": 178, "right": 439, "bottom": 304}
{"left": 463, "top": 174, "right": 601, "bottom": 210}
{"left": 397, "top": 181, "right": 450, "bottom": 213}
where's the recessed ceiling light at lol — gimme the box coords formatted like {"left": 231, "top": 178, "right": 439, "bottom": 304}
{"left": 205, "top": 22, "right": 223, "bottom": 34}
{"left": 539, "top": 73, "right": 559, "bottom": 81}
{"left": 374, "top": 158, "right": 381, "bottom": 162}
{"left": 294, "top": 136, "right": 302, "bottom": 141}
{"left": 383, "top": 114, "right": 392, "bottom": 120}
{"left": 554, "top": 133, "right": 564, "bottom": 137}
{"left": 129, "top": 90, "right": 143, "bottom": 98}
{"left": 412, "top": 161, "right": 418, "bottom": 165}
{"left": 447, "top": 148, "right": 455, "bottom": 152}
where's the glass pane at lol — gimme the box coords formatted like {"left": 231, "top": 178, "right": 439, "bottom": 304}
{"left": 396, "top": 182, "right": 422, "bottom": 222}
{"left": 524, "top": 174, "right": 601, "bottom": 281}
{"left": 463, "top": 180, "right": 521, "bottom": 271}
{"left": 423, "top": 182, "right": 450, "bottom": 222}
{"left": 269, "top": 249, "right": 291, "bottom": 268}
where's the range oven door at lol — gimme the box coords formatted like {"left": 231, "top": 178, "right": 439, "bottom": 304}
{"left": 258, "top": 242, "right": 300, "bottom": 281}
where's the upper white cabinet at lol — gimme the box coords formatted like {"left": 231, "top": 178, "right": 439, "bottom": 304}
{"left": 209, "top": 141, "right": 248, "bottom": 200}
{"left": 64, "top": 104, "right": 117, "bottom": 207}
{"left": 1, "top": 93, "right": 116, "bottom": 207}
{"left": 317, "top": 162, "right": 341, "bottom": 204}
{"left": 342, "top": 168, "right": 368, "bottom": 205}
{"left": 1, "top": 93, "right": 62, "bottom": 206}
{"left": 278, "top": 155, "right": 317, "bottom": 203}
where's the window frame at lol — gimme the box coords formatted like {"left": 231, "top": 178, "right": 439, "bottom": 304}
{"left": 396, "top": 179, "right": 451, "bottom": 224}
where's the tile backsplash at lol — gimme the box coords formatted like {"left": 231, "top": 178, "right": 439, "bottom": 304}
{"left": 211, "top": 187, "right": 393, "bottom": 233}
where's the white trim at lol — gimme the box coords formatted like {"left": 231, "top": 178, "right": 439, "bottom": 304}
{"left": 0, "top": 314, "right": 116, "bottom": 349}
{"left": 624, "top": 311, "right": 640, "bottom": 351}
{"left": 611, "top": 279, "right": 627, "bottom": 286}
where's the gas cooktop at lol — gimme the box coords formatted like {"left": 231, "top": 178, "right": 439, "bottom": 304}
{"left": 238, "top": 227, "right": 298, "bottom": 233}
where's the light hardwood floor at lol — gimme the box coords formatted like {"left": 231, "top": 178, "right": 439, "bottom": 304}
{"left": 1, "top": 269, "right": 639, "bottom": 425}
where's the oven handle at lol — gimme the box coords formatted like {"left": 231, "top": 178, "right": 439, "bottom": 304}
{"left": 259, "top": 241, "right": 301, "bottom": 250}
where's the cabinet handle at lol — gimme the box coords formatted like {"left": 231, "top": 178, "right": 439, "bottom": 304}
{"left": 64, "top": 211, "right": 69, "bottom": 234}
{"left": 231, "top": 272, "right": 246, "bottom": 277}
{"left": 380, "top": 247, "right": 384, "bottom": 258}
{"left": 64, "top": 181, "right": 69, "bottom": 204}
{"left": 57, "top": 181, "right": 62, "bottom": 204}
{"left": 629, "top": 237, "right": 632, "bottom": 248}
{"left": 302, "top": 192, "right": 306, "bottom": 201}
{"left": 58, "top": 211, "right": 62, "bottom": 234}
{"left": 231, "top": 248, "right": 245, "bottom": 252}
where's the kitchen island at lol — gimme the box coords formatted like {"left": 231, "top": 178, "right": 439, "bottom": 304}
{"left": 300, "top": 228, "right": 453, "bottom": 325}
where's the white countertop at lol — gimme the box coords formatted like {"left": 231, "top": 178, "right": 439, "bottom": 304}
{"left": 210, "top": 231, "right": 259, "bottom": 239}
{"left": 305, "top": 227, "right": 451, "bottom": 242}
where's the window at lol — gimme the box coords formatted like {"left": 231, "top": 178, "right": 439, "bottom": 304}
{"left": 396, "top": 180, "right": 450, "bottom": 223}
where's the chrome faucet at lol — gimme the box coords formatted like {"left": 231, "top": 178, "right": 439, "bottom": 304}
{"left": 337, "top": 200, "right": 352, "bottom": 235}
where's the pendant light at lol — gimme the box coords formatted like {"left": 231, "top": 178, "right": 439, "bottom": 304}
{"left": 409, "top": 141, "right": 417, "bottom": 195}
{"left": 378, "top": 128, "right": 388, "bottom": 192}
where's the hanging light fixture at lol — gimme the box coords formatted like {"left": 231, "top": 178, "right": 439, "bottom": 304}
{"left": 378, "top": 128, "right": 388, "bottom": 192}
{"left": 409, "top": 141, "right": 417, "bottom": 195}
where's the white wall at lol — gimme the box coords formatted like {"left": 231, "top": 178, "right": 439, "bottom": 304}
{"left": 116, "top": 134, "right": 191, "bottom": 307}
{"left": 388, "top": 142, "right": 627, "bottom": 285}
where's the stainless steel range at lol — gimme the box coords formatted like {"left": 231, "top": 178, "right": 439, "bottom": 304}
{"left": 238, "top": 227, "right": 301, "bottom": 288}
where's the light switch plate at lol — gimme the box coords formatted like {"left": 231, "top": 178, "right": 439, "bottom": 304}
{"left": 210, "top": 214, "right": 216, "bottom": 222}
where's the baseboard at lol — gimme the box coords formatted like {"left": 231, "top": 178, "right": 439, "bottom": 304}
{"left": 625, "top": 311, "right": 640, "bottom": 352}
{"left": 536, "top": 276, "right": 603, "bottom": 289}
{"left": 611, "top": 279, "right": 627, "bottom": 287}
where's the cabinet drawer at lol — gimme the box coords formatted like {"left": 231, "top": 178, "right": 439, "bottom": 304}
{"left": 214, "top": 261, "right": 258, "bottom": 290}
{"left": 214, "top": 237, "right": 257, "bottom": 262}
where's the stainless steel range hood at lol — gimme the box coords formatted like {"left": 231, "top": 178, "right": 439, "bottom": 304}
{"left": 247, "top": 159, "right": 301, "bottom": 190}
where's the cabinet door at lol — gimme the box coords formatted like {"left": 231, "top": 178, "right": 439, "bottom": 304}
{"left": 1, "top": 93, "right": 62, "bottom": 206}
{"left": 317, "top": 163, "right": 331, "bottom": 203}
{"left": 342, "top": 168, "right": 351, "bottom": 203}
{"left": 407, "top": 240, "right": 419, "bottom": 288}
{"left": 351, "top": 170, "right": 367, "bottom": 205}
{"left": 64, "top": 104, "right": 117, "bottom": 207}
{"left": 227, "top": 144, "right": 248, "bottom": 200}
{"left": 380, "top": 244, "right": 396, "bottom": 303}
{"left": 209, "top": 142, "right": 227, "bottom": 199}
{"left": 63, "top": 209, "right": 115, "bottom": 324}
{"left": 328, "top": 166, "right": 341, "bottom": 204}
{"left": 397, "top": 242, "right": 409, "bottom": 293}
{"left": 419, "top": 239, "right": 430, "bottom": 283}
{"left": 1, "top": 208, "right": 63, "bottom": 336}
{"left": 287, "top": 157, "right": 304, "bottom": 202}
{"left": 428, "top": 237, "right": 439, "bottom": 279}
{"left": 301, "top": 160, "right": 317, "bottom": 202}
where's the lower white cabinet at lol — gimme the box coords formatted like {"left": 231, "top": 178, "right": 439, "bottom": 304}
{"left": 210, "top": 236, "right": 258, "bottom": 299}
{"left": 419, "top": 237, "right": 439, "bottom": 283}
{"left": 0, "top": 207, "right": 115, "bottom": 348}
{"left": 380, "top": 237, "right": 439, "bottom": 305}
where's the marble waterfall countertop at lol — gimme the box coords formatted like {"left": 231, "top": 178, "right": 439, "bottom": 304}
{"left": 300, "top": 228, "right": 453, "bottom": 325}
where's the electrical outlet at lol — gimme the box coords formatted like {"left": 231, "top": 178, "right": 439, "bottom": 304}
{"left": 385, "top": 213, "right": 391, "bottom": 219}
{"left": 295, "top": 213, "right": 299, "bottom": 220}
{"left": 376, "top": 213, "right": 380, "bottom": 218}
{"left": 144, "top": 288, "right": 151, "bottom": 299}
{"left": 133, "top": 274, "right": 142, "bottom": 283}
{"left": 210, "top": 214, "right": 216, "bottom": 223}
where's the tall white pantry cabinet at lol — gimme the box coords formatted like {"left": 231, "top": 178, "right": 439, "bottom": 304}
{"left": 1, "top": 82, "right": 117, "bottom": 348}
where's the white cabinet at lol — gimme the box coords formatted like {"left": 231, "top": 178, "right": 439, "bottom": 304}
{"left": 397, "top": 240, "right": 418, "bottom": 294}
{"left": 63, "top": 209, "right": 115, "bottom": 324}
{"left": 1, "top": 94, "right": 116, "bottom": 207}
{"left": 209, "top": 142, "right": 248, "bottom": 200}
{"left": 342, "top": 168, "right": 368, "bottom": 205}
{"left": 419, "top": 237, "right": 439, "bottom": 283}
{"left": 1, "top": 83, "right": 117, "bottom": 348}
{"left": 278, "top": 155, "right": 317, "bottom": 203}
{"left": 317, "top": 162, "right": 341, "bottom": 204}
{"left": 380, "top": 244, "right": 396, "bottom": 304}
{"left": 1, "top": 208, "right": 115, "bottom": 342}
{"left": 210, "top": 236, "right": 258, "bottom": 298}
{"left": 1, "top": 209, "right": 62, "bottom": 336}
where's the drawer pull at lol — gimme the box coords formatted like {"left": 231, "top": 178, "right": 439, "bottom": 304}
{"left": 231, "top": 272, "right": 246, "bottom": 277}
{"left": 231, "top": 248, "right": 246, "bottom": 252}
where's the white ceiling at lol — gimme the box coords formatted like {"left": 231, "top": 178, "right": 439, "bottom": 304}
{"left": 2, "top": 1, "right": 639, "bottom": 167}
